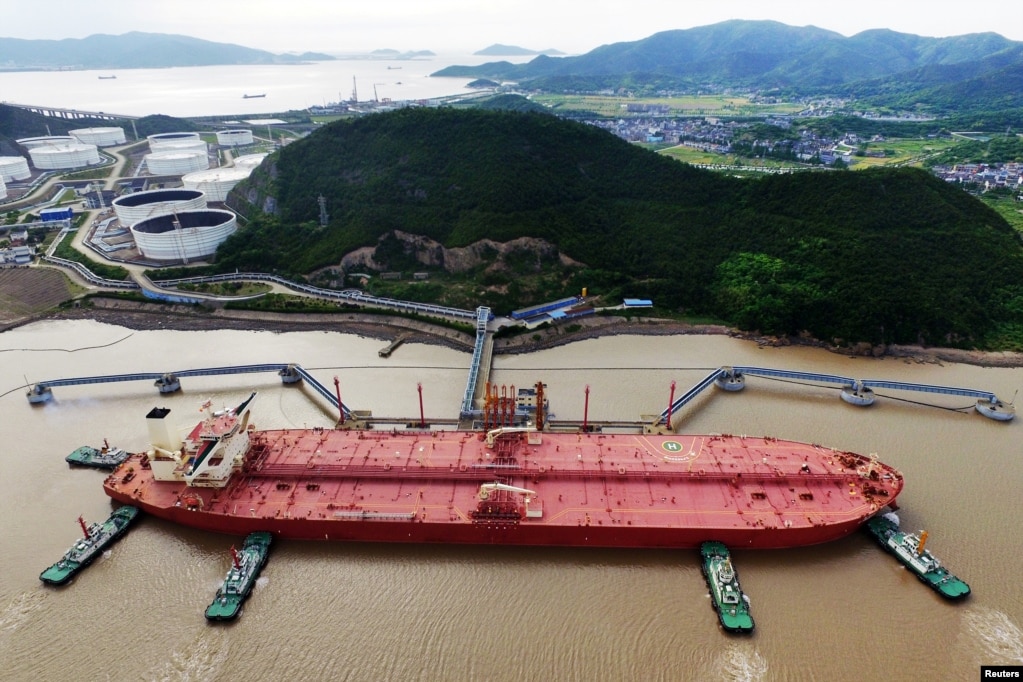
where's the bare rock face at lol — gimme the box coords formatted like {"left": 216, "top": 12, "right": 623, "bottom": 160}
{"left": 339, "top": 230, "right": 581, "bottom": 274}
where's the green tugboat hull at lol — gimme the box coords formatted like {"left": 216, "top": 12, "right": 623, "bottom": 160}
{"left": 700, "top": 541, "right": 755, "bottom": 634}
{"left": 65, "top": 445, "right": 130, "bottom": 470}
{"left": 40, "top": 506, "right": 140, "bottom": 585}
{"left": 865, "top": 514, "right": 971, "bottom": 600}
{"left": 205, "top": 531, "right": 273, "bottom": 621}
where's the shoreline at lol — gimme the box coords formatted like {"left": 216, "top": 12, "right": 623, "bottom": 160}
{"left": 17, "top": 298, "right": 1023, "bottom": 368}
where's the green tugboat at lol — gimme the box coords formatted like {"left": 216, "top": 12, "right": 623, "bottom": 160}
{"left": 700, "top": 541, "right": 755, "bottom": 633}
{"left": 205, "top": 531, "right": 273, "bottom": 621}
{"left": 65, "top": 440, "right": 130, "bottom": 470}
{"left": 865, "top": 513, "right": 971, "bottom": 600}
{"left": 39, "top": 506, "right": 140, "bottom": 585}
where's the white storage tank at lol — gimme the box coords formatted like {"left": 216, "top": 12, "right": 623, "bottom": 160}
{"left": 232, "top": 153, "right": 268, "bottom": 171}
{"left": 216, "top": 129, "right": 254, "bottom": 146}
{"left": 130, "top": 209, "right": 237, "bottom": 261}
{"left": 0, "top": 156, "right": 31, "bottom": 181}
{"left": 70, "top": 127, "right": 126, "bottom": 147}
{"left": 28, "top": 143, "right": 101, "bottom": 170}
{"left": 112, "top": 188, "right": 207, "bottom": 225}
{"left": 181, "top": 167, "right": 250, "bottom": 202}
{"left": 147, "top": 132, "right": 201, "bottom": 152}
{"left": 145, "top": 150, "right": 209, "bottom": 175}
{"left": 16, "top": 136, "right": 76, "bottom": 149}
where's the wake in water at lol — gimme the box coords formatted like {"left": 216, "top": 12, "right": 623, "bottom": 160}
{"left": 963, "top": 606, "right": 1023, "bottom": 664}
{"left": 716, "top": 642, "right": 768, "bottom": 682}
{"left": 147, "top": 628, "right": 230, "bottom": 682}
{"left": 0, "top": 592, "right": 46, "bottom": 632}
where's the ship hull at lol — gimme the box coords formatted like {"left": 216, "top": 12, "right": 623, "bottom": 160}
{"left": 105, "top": 487, "right": 867, "bottom": 548}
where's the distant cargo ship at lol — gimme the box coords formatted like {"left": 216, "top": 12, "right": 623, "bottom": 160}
{"left": 242, "top": 93, "right": 266, "bottom": 99}
{"left": 104, "top": 393, "right": 904, "bottom": 548}
{"left": 97, "top": 75, "right": 117, "bottom": 79}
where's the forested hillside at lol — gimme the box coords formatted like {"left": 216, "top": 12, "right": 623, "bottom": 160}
{"left": 224, "top": 108, "right": 1023, "bottom": 349}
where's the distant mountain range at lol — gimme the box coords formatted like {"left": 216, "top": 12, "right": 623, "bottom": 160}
{"left": 434, "top": 20, "right": 1023, "bottom": 113}
{"left": 474, "top": 44, "right": 565, "bottom": 57}
{"left": 0, "top": 32, "right": 335, "bottom": 70}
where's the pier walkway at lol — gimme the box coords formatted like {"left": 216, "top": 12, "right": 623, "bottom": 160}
{"left": 460, "top": 307, "right": 493, "bottom": 417}
{"left": 26, "top": 363, "right": 353, "bottom": 420}
{"left": 658, "top": 365, "right": 1013, "bottom": 423}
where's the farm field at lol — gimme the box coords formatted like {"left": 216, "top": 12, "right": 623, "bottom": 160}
{"left": 0, "top": 267, "right": 77, "bottom": 326}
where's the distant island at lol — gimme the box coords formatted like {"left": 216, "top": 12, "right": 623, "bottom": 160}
{"left": 367, "top": 49, "right": 436, "bottom": 59}
{"left": 0, "top": 32, "right": 336, "bottom": 71}
{"left": 474, "top": 44, "right": 565, "bottom": 56}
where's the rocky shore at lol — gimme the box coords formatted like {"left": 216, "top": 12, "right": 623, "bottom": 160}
{"left": 20, "top": 298, "right": 1023, "bottom": 368}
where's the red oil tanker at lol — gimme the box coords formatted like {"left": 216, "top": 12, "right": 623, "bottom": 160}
{"left": 104, "top": 393, "right": 903, "bottom": 549}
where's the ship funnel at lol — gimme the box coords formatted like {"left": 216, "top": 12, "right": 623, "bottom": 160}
{"left": 916, "top": 531, "right": 928, "bottom": 555}
{"left": 146, "top": 406, "right": 178, "bottom": 451}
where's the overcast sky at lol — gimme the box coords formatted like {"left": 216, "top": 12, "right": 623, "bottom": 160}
{"left": 4, "top": 0, "right": 1022, "bottom": 54}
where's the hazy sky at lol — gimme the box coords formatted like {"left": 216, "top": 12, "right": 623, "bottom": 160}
{"left": 4, "top": 0, "right": 1022, "bottom": 54}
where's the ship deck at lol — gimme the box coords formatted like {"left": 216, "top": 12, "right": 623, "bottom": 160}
{"left": 105, "top": 429, "right": 903, "bottom": 548}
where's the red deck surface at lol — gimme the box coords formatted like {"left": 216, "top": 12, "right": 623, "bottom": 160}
{"left": 105, "top": 428, "right": 903, "bottom": 549}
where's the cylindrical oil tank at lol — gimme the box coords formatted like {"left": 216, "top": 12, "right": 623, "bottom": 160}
{"left": 112, "top": 188, "right": 207, "bottom": 225}
{"left": 148, "top": 139, "right": 208, "bottom": 155}
{"left": 70, "top": 127, "right": 126, "bottom": 147}
{"left": 181, "top": 167, "right": 250, "bottom": 202}
{"left": 147, "top": 132, "right": 201, "bottom": 152}
{"left": 130, "top": 209, "right": 237, "bottom": 261}
{"left": 232, "top": 153, "right": 268, "bottom": 171}
{"left": 28, "top": 143, "right": 101, "bottom": 170}
{"left": 144, "top": 150, "right": 208, "bottom": 175}
{"left": 216, "top": 129, "right": 254, "bottom": 146}
{"left": 16, "top": 136, "right": 76, "bottom": 149}
{"left": 0, "top": 156, "right": 31, "bottom": 181}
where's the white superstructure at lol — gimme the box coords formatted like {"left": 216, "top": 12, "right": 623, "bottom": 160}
{"left": 70, "top": 127, "right": 127, "bottom": 147}
{"left": 112, "top": 188, "right": 207, "bottom": 225}
{"left": 130, "top": 209, "right": 237, "bottom": 261}
{"left": 0, "top": 156, "right": 31, "bottom": 182}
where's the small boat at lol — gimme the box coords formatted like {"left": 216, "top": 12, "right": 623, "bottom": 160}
{"left": 700, "top": 541, "right": 754, "bottom": 633}
{"left": 242, "top": 93, "right": 266, "bottom": 99}
{"left": 204, "top": 531, "right": 273, "bottom": 621}
{"left": 865, "top": 513, "right": 971, "bottom": 600}
{"left": 97, "top": 75, "right": 117, "bottom": 80}
{"left": 66, "top": 439, "right": 130, "bottom": 470}
{"left": 39, "top": 506, "right": 140, "bottom": 586}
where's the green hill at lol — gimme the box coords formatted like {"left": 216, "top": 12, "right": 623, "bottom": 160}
{"left": 223, "top": 107, "right": 1023, "bottom": 349}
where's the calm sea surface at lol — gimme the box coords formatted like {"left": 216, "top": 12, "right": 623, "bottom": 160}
{"left": 1, "top": 320, "right": 1021, "bottom": 681}
{"left": 0, "top": 54, "right": 531, "bottom": 119}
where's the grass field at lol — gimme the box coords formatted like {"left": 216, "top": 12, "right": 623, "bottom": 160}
{"left": 846, "top": 137, "right": 962, "bottom": 169}
{"left": 656, "top": 145, "right": 810, "bottom": 170}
